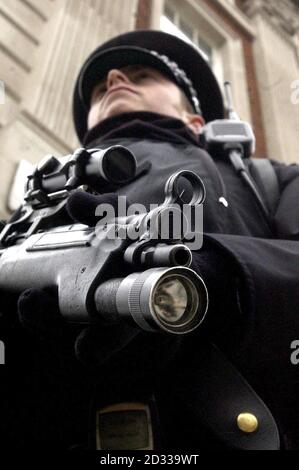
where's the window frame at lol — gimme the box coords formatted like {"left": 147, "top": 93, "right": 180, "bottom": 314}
{"left": 151, "top": 0, "right": 252, "bottom": 124}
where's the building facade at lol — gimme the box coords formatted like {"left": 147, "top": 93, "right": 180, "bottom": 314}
{"left": 0, "top": 0, "right": 298, "bottom": 217}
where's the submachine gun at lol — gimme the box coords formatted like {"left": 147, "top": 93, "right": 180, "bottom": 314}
{"left": 0, "top": 145, "right": 280, "bottom": 451}
{"left": 0, "top": 145, "right": 208, "bottom": 335}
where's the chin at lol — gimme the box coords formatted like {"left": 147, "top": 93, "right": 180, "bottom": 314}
{"left": 88, "top": 101, "right": 152, "bottom": 129}
{"left": 103, "top": 100, "right": 146, "bottom": 119}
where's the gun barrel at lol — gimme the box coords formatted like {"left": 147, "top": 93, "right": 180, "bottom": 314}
{"left": 140, "top": 244, "right": 192, "bottom": 267}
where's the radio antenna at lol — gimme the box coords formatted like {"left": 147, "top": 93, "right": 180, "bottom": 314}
{"left": 224, "top": 81, "right": 240, "bottom": 121}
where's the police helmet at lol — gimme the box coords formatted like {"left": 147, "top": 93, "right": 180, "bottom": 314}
{"left": 73, "top": 29, "right": 224, "bottom": 143}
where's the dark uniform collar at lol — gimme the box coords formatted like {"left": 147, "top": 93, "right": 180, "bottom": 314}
{"left": 83, "top": 112, "right": 202, "bottom": 148}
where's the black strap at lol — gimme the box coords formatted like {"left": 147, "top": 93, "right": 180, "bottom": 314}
{"left": 247, "top": 158, "right": 280, "bottom": 216}
{"left": 157, "top": 342, "right": 280, "bottom": 450}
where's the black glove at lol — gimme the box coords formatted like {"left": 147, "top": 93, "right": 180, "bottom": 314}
{"left": 191, "top": 242, "right": 249, "bottom": 352}
{"left": 18, "top": 287, "right": 181, "bottom": 377}
{"left": 18, "top": 287, "right": 139, "bottom": 365}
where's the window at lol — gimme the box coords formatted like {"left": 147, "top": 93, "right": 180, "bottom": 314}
{"left": 152, "top": 0, "right": 252, "bottom": 124}
{"left": 160, "top": 3, "right": 213, "bottom": 64}
{"left": 159, "top": 0, "right": 225, "bottom": 86}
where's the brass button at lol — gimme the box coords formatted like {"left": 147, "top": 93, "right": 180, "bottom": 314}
{"left": 237, "top": 413, "right": 258, "bottom": 433}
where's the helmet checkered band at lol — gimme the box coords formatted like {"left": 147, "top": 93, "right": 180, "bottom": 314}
{"left": 150, "top": 50, "right": 202, "bottom": 115}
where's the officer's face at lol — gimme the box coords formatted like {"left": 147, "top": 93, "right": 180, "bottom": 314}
{"left": 87, "top": 65, "right": 204, "bottom": 134}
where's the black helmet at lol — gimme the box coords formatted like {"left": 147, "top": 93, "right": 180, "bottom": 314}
{"left": 73, "top": 30, "right": 225, "bottom": 143}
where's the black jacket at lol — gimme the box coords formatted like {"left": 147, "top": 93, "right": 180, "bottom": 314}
{"left": 1, "top": 113, "right": 299, "bottom": 449}
{"left": 84, "top": 113, "right": 299, "bottom": 449}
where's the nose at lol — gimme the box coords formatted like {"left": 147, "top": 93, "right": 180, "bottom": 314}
{"left": 107, "top": 69, "right": 130, "bottom": 89}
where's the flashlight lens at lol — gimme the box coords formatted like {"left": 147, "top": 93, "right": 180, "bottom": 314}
{"left": 152, "top": 275, "right": 198, "bottom": 327}
{"left": 95, "top": 267, "right": 208, "bottom": 334}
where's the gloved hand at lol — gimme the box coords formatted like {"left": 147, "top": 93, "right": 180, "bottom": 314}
{"left": 18, "top": 287, "right": 139, "bottom": 365}
{"left": 190, "top": 241, "right": 249, "bottom": 353}
{"left": 17, "top": 191, "right": 182, "bottom": 375}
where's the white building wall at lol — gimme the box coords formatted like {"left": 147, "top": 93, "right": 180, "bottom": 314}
{"left": 244, "top": 0, "right": 299, "bottom": 163}
{"left": 0, "top": 0, "right": 138, "bottom": 217}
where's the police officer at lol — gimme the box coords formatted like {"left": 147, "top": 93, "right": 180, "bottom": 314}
{"left": 2, "top": 30, "right": 299, "bottom": 450}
